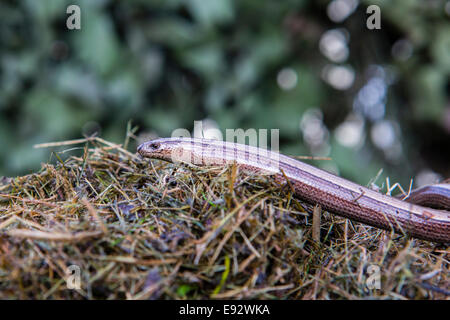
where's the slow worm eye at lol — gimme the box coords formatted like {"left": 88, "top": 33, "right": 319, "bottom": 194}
{"left": 150, "top": 142, "right": 160, "bottom": 150}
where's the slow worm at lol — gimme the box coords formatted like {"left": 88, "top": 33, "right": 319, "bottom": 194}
{"left": 138, "top": 137, "right": 450, "bottom": 243}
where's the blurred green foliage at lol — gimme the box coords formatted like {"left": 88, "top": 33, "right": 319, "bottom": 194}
{"left": 0, "top": 0, "right": 449, "bottom": 188}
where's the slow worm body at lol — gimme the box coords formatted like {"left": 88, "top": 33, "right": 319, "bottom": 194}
{"left": 138, "top": 137, "right": 450, "bottom": 243}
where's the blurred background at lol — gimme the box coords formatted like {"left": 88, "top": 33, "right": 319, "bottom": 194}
{"left": 0, "top": 0, "right": 449, "bottom": 190}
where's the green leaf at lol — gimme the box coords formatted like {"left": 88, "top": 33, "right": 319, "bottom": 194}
{"left": 179, "top": 44, "right": 224, "bottom": 79}
{"left": 411, "top": 66, "right": 446, "bottom": 121}
{"left": 177, "top": 284, "right": 194, "bottom": 297}
{"left": 186, "top": 0, "right": 234, "bottom": 27}
{"left": 431, "top": 25, "right": 450, "bottom": 73}
{"left": 73, "top": 8, "right": 121, "bottom": 76}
